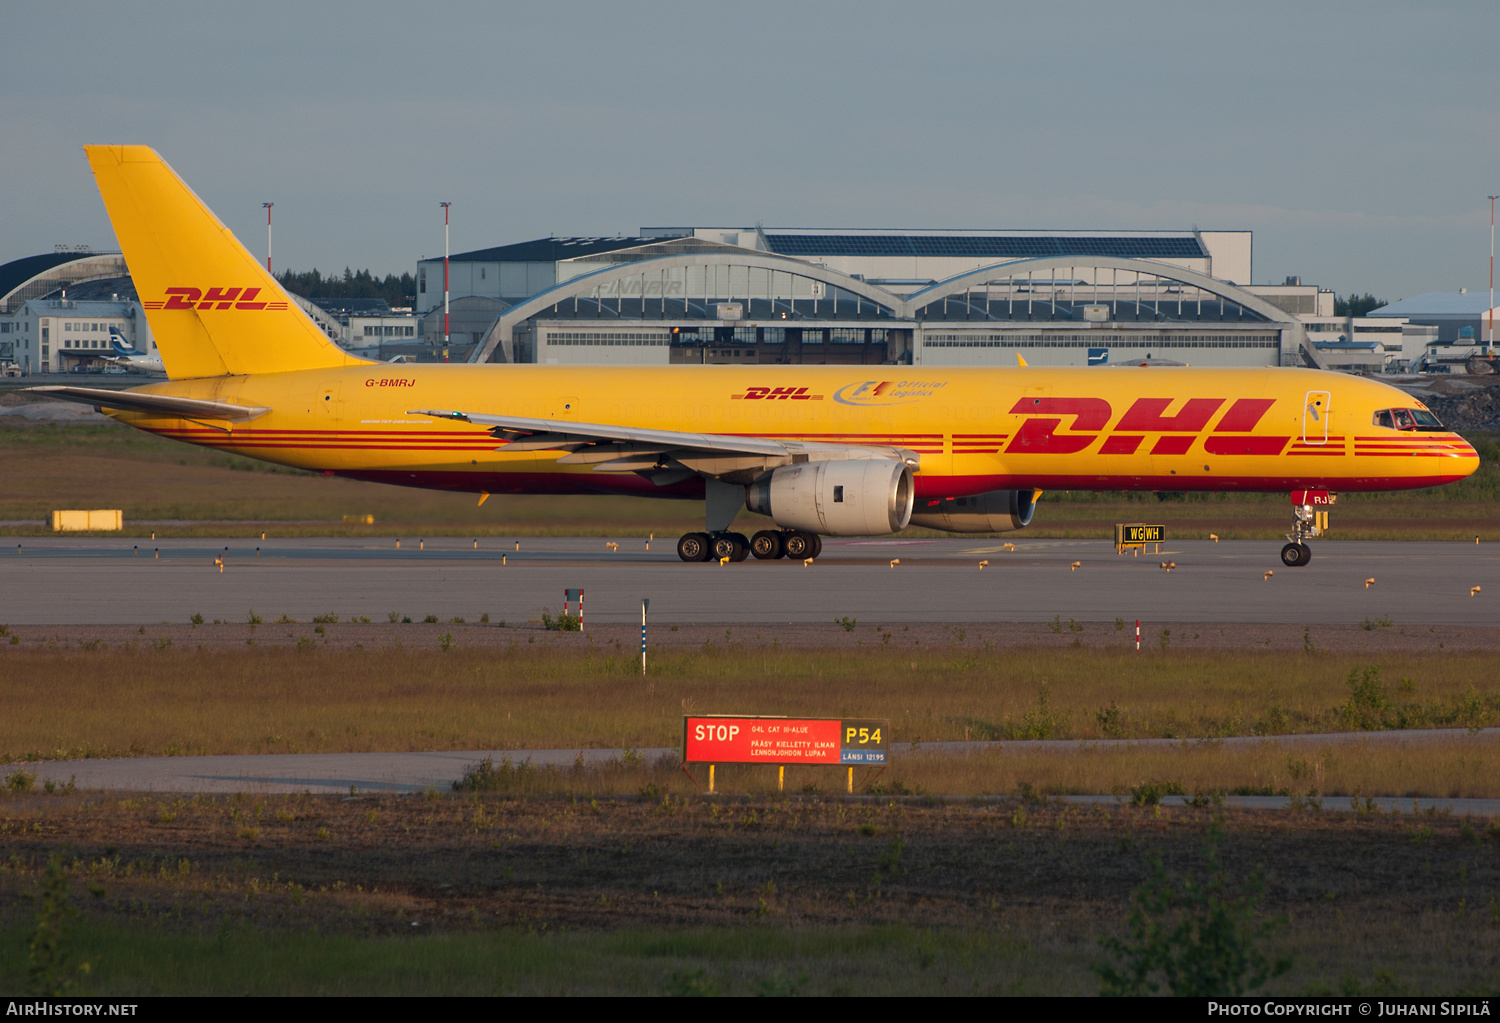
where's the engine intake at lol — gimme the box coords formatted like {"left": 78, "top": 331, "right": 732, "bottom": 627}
{"left": 745, "top": 460, "right": 914, "bottom": 536}
{"left": 907, "top": 489, "right": 1040, "bottom": 533}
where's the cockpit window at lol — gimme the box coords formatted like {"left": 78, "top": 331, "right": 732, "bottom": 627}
{"left": 1373, "top": 407, "right": 1446, "bottom": 432}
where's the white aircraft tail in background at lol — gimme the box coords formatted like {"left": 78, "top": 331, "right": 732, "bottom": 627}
{"left": 106, "top": 326, "right": 166, "bottom": 374}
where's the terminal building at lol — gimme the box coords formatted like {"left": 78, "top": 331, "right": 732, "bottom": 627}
{"left": 0, "top": 250, "right": 158, "bottom": 375}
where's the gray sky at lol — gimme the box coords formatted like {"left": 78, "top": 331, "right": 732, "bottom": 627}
{"left": 3, "top": 1, "right": 1496, "bottom": 300}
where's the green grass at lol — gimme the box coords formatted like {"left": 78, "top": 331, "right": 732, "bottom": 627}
{"left": 4, "top": 795, "right": 1498, "bottom": 996}
{"left": 0, "top": 921, "right": 1064, "bottom": 996}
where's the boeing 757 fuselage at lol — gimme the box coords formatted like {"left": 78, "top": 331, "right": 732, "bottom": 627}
{"left": 30, "top": 146, "right": 1478, "bottom": 567}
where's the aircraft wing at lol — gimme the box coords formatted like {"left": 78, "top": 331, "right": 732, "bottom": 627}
{"left": 24, "top": 386, "right": 269, "bottom": 422}
{"left": 410, "top": 408, "right": 919, "bottom": 483}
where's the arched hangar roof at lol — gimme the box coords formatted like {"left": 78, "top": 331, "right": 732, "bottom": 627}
{"left": 473, "top": 251, "right": 903, "bottom": 363}
{"left": 1, "top": 251, "right": 129, "bottom": 314}
{"left": 468, "top": 252, "right": 1299, "bottom": 362}
{"left": 905, "top": 256, "right": 1295, "bottom": 323}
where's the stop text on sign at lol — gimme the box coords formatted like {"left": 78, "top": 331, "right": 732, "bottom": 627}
{"left": 683, "top": 716, "right": 889, "bottom": 765}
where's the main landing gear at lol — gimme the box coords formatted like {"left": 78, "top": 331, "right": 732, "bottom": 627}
{"left": 677, "top": 531, "right": 747, "bottom": 562}
{"left": 676, "top": 529, "right": 821, "bottom": 562}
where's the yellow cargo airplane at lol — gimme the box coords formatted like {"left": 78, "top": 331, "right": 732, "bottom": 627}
{"left": 30, "top": 146, "right": 1479, "bottom": 567}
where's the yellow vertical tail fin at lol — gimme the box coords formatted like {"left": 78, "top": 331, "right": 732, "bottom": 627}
{"left": 85, "top": 145, "right": 361, "bottom": 379}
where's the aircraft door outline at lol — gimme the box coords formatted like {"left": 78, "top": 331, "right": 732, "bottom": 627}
{"left": 1302, "top": 390, "right": 1330, "bottom": 445}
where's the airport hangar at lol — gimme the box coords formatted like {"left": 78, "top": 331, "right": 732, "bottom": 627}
{"left": 410, "top": 228, "right": 1431, "bottom": 373}
{"left": 0, "top": 250, "right": 371, "bottom": 375}
{"left": 0, "top": 231, "right": 1435, "bottom": 376}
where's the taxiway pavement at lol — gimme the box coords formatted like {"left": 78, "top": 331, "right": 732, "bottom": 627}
{"left": 2, "top": 536, "right": 1496, "bottom": 625}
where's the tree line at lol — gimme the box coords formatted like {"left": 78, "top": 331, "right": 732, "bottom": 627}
{"left": 1334, "top": 293, "right": 1385, "bottom": 316}
{"left": 277, "top": 268, "right": 417, "bottom": 308}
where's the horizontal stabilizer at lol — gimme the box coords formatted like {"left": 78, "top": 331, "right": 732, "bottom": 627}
{"left": 24, "top": 386, "right": 269, "bottom": 422}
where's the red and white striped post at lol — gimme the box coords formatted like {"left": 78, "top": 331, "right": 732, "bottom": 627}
{"left": 1135, "top": 619, "right": 1140, "bottom": 652}
{"left": 440, "top": 201, "right": 452, "bottom": 363}
{"left": 564, "top": 588, "right": 584, "bottom": 630}
{"left": 262, "top": 202, "right": 273, "bottom": 273}
{"left": 1489, "top": 195, "right": 1497, "bottom": 355}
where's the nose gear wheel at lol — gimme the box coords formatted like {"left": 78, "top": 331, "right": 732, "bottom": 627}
{"left": 1280, "top": 542, "right": 1311, "bottom": 567}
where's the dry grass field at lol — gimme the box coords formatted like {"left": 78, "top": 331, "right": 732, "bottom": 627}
{"left": 1, "top": 788, "right": 1497, "bottom": 995}
{"left": 3, "top": 621, "right": 1497, "bottom": 995}
{"left": 2, "top": 646, "right": 1496, "bottom": 790}
{"left": 2, "top": 416, "right": 1498, "bottom": 538}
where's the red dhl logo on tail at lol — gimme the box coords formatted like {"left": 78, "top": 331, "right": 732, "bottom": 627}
{"left": 142, "top": 287, "right": 289, "bottom": 312}
{"left": 1005, "top": 397, "right": 1291, "bottom": 456}
{"left": 732, "top": 386, "right": 823, "bottom": 401}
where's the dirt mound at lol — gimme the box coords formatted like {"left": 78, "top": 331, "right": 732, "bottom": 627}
{"left": 1421, "top": 386, "right": 1500, "bottom": 433}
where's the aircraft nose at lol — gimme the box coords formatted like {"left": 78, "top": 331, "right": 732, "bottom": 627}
{"left": 1450, "top": 434, "right": 1481, "bottom": 473}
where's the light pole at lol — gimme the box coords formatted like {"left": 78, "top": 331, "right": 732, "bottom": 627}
{"left": 440, "top": 202, "right": 452, "bottom": 363}
{"left": 1489, "top": 196, "right": 1497, "bottom": 355}
{"left": 262, "top": 202, "right": 274, "bottom": 274}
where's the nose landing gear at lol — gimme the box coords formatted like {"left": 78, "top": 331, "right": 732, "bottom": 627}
{"left": 1281, "top": 490, "right": 1332, "bottom": 567}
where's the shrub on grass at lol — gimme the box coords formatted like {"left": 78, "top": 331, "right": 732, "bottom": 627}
{"left": 1341, "top": 664, "right": 1388, "bottom": 730}
{"left": 1094, "top": 826, "right": 1291, "bottom": 996}
{"left": 1128, "top": 780, "right": 1184, "bottom": 806}
{"left": 28, "top": 856, "right": 94, "bottom": 995}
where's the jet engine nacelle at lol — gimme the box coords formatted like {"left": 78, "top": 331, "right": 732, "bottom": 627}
{"left": 745, "top": 460, "right": 914, "bottom": 536}
{"left": 907, "top": 488, "right": 1040, "bottom": 533}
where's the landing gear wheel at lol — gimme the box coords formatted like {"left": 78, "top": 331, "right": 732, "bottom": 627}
{"left": 750, "top": 530, "right": 785, "bottom": 560}
{"left": 677, "top": 532, "right": 712, "bottom": 562}
{"left": 1280, "top": 542, "right": 1312, "bottom": 567}
{"left": 710, "top": 533, "right": 747, "bottom": 562}
{"left": 783, "top": 531, "right": 821, "bottom": 559}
